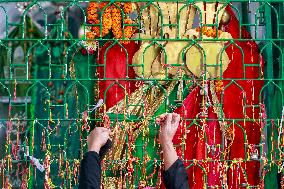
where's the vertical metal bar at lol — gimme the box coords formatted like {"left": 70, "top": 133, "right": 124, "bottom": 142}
{"left": 263, "top": 2, "right": 279, "bottom": 189}
{"left": 264, "top": 4, "right": 273, "bottom": 81}
{"left": 278, "top": 1, "right": 284, "bottom": 185}
{"left": 242, "top": 1, "right": 251, "bottom": 33}
{"left": 280, "top": 2, "right": 284, "bottom": 76}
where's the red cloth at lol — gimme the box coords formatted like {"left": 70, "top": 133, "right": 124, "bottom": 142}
{"left": 168, "top": 6, "right": 263, "bottom": 189}
{"left": 97, "top": 41, "right": 140, "bottom": 110}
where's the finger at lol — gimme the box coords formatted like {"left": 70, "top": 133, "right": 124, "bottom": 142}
{"left": 106, "top": 129, "right": 111, "bottom": 134}
{"left": 95, "top": 128, "right": 108, "bottom": 134}
{"left": 93, "top": 127, "right": 100, "bottom": 130}
{"left": 160, "top": 116, "right": 167, "bottom": 123}
{"left": 158, "top": 113, "right": 168, "bottom": 119}
{"left": 172, "top": 113, "right": 181, "bottom": 124}
{"left": 104, "top": 131, "right": 111, "bottom": 138}
{"left": 156, "top": 118, "right": 165, "bottom": 123}
{"left": 172, "top": 113, "right": 178, "bottom": 118}
{"left": 90, "top": 128, "right": 97, "bottom": 135}
{"left": 156, "top": 118, "right": 161, "bottom": 123}
{"left": 96, "top": 127, "right": 105, "bottom": 129}
{"left": 101, "top": 128, "right": 111, "bottom": 133}
{"left": 165, "top": 113, "right": 172, "bottom": 126}
{"left": 158, "top": 118, "right": 168, "bottom": 127}
{"left": 159, "top": 113, "right": 168, "bottom": 122}
{"left": 98, "top": 127, "right": 108, "bottom": 130}
{"left": 95, "top": 128, "right": 103, "bottom": 133}
{"left": 156, "top": 113, "right": 167, "bottom": 124}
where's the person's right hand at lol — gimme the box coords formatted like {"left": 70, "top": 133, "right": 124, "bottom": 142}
{"left": 87, "top": 127, "right": 111, "bottom": 153}
{"left": 156, "top": 113, "right": 180, "bottom": 146}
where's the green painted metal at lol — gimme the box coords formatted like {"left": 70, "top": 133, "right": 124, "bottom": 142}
{"left": 0, "top": 1, "right": 283, "bottom": 188}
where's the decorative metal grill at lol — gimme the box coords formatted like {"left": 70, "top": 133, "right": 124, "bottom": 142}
{"left": 0, "top": 1, "right": 283, "bottom": 189}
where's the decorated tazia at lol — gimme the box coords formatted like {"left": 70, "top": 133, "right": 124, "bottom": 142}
{"left": 102, "top": 2, "right": 264, "bottom": 188}
{"left": 86, "top": 2, "right": 137, "bottom": 42}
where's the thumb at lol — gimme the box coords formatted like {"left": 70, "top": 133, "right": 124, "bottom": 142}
{"left": 165, "top": 113, "right": 172, "bottom": 127}
{"left": 107, "top": 129, "right": 111, "bottom": 135}
{"left": 172, "top": 113, "right": 180, "bottom": 125}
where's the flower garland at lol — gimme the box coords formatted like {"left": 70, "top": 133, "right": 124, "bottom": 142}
{"left": 195, "top": 26, "right": 222, "bottom": 38}
{"left": 86, "top": 2, "right": 136, "bottom": 43}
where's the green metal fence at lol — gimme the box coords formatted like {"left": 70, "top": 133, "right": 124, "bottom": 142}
{"left": 0, "top": 1, "right": 283, "bottom": 188}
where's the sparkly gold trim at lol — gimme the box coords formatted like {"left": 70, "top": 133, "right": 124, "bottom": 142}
{"left": 210, "top": 80, "right": 233, "bottom": 141}
{"left": 105, "top": 81, "right": 177, "bottom": 186}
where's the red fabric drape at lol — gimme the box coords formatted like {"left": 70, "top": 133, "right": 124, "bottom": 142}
{"left": 168, "top": 6, "right": 264, "bottom": 189}
{"left": 97, "top": 42, "right": 140, "bottom": 110}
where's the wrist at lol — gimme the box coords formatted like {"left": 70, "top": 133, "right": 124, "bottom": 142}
{"left": 88, "top": 144, "right": 101, "bottom": 153}
{"left": 161, "top": 141, "right": 174, "bottom": 149}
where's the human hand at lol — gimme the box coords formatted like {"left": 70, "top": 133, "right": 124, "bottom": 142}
{"left": 156, "top": 113, "right": 180, "bottom": 147}
{"left": 87, "top": 127, "right": 111, "bottom": 153}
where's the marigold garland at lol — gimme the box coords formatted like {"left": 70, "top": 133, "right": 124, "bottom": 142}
{"left": 196, "top": 26, "right": 222, "bottom": 38}
{"left": 86, "top": 2, "right": 136, "bottom": 43}
{"left": 214, "top": 80, "right": 224, "bottom": 93}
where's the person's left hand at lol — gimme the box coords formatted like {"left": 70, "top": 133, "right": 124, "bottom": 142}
{"left": 156, "top": 113, "right": 180, "bottom": 147}
{"left": 87, "top": 127, "right": 111, "bottom": 153}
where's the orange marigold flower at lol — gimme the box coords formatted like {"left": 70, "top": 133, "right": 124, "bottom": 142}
{"left": 89, "top": 19, "right": 100, "bottom": 25}
{"left": 201, "top": 26, "right": 207, "bottom": 34}
{"left": 111, "top": 7, "right": 121, "bottom": 14}
{"left": 92, "top": 27, "right": 109, "bottom": 37}
{"left": 214, "top": 80, "right": 224, "bottom": 93}
{"left": 124, "top": 18, "right": 133, "bottom": 24}
{"left": 112, "top": 26, "right": 122, "bottom": 32}
{"left": 86, "top": 31, "right": 96, "bottom": 39}
{"left": 206, "top": 28, "right": 213, "bottom": 37}
{"left": 89, "top": 2, "right": 98, "bottom": 8}
{"left": 101, "top": 30, "right": 109, "bottom": 36}
{"left": 88, "top": 8, "right": 98, "bottom": 15}
{"left": 87, "top": 5, "right": 96, "bottom": 11}
{"left": 113, "top": 16, "right": 122, "bottom": 21}
{"left": 113, "top": 29, "right": 122, "bottom": 38}
{"left": 102, "top": 27, "right": 110, "bottom": 33}
{"left": 102, "top": 7, "right": 111, "bottom": 14}
{"left": 103, "top": 23, "right": 112, "bottom": 30}
{"left": 121, "top": 40, "right": 130, "bottom": 44}
{"left": 112, "top": 21, "right": 121, "bottom": 26}
{"left": 91, "top": 26, "right": 101, "bottom": 36}
{"left": 112, "top": 20, "right": 122, "bottom": 25}
{"left": 103, "top": 12, "right": 112, "bottom": 19}
{"left": 87, "top": 14, "right": 99, "bottom": 22}
{"left": 112, "top": 16, "right": 122, "bottom": 22}
{"left": 123, "top": 2, "right": 132, "bottom": 14}
{"left": 124, "top": 26, "right": 133, "bottom": 38}
{"left": 87, "top": 1, "right": 136, "bottom": 40}
{"left": 102, "top": 16, "right": 112, "bottom": 30}
{"left": 195, "top": 27, "right": 201, "bottom": 32}
{"left": 113, "top": 2, "right": 122, "bottom": 7}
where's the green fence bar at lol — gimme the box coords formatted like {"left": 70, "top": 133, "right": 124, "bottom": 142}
{"left": 0, "top": 1, "right": 283, "bottom": 188}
